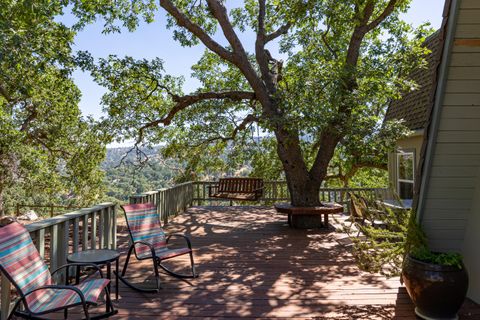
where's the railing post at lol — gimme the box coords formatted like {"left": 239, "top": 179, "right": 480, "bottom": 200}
{"left": 98, "top": 209, "right": 104, "bottom": 249}
{"left": 50, "top": 224, "right": 59, "bottom": 279}
{"left": 91, "top": 212, "right": 97, "bottom": 249}
{"left": 1, "top": 274, "right": 11, "bottom": 320}
{"left": 35, "top": 229, "right": 46, "bottom": 258}
{"left": 104, "top": 207, "right": 111, "bottom": 249}
{"left": 73, "top": 217, "right": 80, "bottom": 253}
{"left": 82, "top": 214, "right": 89, "bottom": 251}
{"left": 112, "top": 205, "right": 117, "bottom": 250}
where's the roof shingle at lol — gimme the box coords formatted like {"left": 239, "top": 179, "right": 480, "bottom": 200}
{"left": 385, "top": 32, "right": 443, "bottom": 131}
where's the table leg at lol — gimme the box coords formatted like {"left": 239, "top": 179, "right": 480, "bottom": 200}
{"left": 75, "top": 265, "right": 80, "bottom": 285}
{"left": 64, "top": 265, "right": 69, "bottom": 319}
{"left": 106, "top": 262, "right": 111, "bottom": 312}
{"left": 324, "top": 213, "right": 328, "bottom": 227}
{"left": 115, "top": 258, "right": 119, "bottom": 301}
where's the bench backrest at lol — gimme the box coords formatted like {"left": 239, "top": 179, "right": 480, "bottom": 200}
{"left": 218, "top": 178, "right": 264, "bottom": 194}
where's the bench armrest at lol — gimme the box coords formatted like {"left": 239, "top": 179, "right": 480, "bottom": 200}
{"left": 207, "top": 185, "right": 219, "bottom": 197}
{"left": 253, "top": 186, "right": 264, "bottom": 196}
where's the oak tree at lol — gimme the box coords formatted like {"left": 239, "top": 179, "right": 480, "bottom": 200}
{"left": 73, "top": 0, "right": 429, "bottom": 208}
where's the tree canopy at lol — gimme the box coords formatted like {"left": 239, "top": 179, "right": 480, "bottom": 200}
{"left": 0, "top": 0, "right": 107, "bottom": 215}
{"left": 71, "top": 0, "right": 431, "bottom": 208}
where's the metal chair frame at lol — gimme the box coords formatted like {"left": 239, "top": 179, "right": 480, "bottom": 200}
{"left": 0, "top": 243, "right": 116, "bottom": 320}
{"left": 118, "top": 204, "right": 197, "bottom": 293}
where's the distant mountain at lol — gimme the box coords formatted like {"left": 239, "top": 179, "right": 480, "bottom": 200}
{"left": 102, "top": 146, "right": 182, "bottom": 202}
{"left": 103, "top": 146, "right": 162, "bottom": 168}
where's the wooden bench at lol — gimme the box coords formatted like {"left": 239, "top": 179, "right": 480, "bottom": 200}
{"left": 208, "top": 178, "right": 264, "bottom": 203}
{"left": 274, "top": 202, "right": 343, "bottom": 228}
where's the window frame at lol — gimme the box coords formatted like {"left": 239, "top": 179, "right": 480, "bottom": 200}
{"left": 396, "top": 150, "right": 415, "bottom": 200}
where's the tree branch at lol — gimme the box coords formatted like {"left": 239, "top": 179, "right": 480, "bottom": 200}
{"left": 255, "top": 0, "right": 270, "bottom": 84}
{"left": 159, "top": 0, "right": 236, "bottom": 64}
{"left": 265, "top": 23, "right": 291, "bottom": 43}
{"left": 206, "top": 0, "right": 248, "bottom": 57}
{"left": 165, "top": 91, "right": 256, "bottom": 125}
{"left": 160, "top": 0, "right": 269, "bottom": 106}
{"left": 20, "top": 106, "right": 37, "bottom": 132}
{"left": 321, "top": 24, "right": 338, "bottom": 59}
{"left": 188, "top": 113, "right": 259, "bottom": 148}
{"left": 135, "top": 90, "right": 256, "bottom": 145}
{"left": 366, "top": 0, "right": 399, "bottom": 32}
{"left": 0, "top": 84, "right": 12, "bottom": 102}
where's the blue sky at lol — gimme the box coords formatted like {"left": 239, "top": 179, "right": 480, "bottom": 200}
{"left": 68, "top": 0, "right": 444, "bottom": 120}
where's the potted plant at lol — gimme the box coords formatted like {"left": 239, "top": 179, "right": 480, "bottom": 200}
{"left": 346, "top": 206, "right": 468, "bottom": 320}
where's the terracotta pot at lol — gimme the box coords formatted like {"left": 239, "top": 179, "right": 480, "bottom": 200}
{"left": 402, "top": 254, "right": 468, "bottom": 320}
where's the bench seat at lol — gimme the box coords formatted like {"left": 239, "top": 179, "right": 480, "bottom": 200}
{"left": 208, "top": 178, "right": 264, "bottom": 202}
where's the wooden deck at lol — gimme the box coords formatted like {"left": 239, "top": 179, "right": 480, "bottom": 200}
{"left": 92, "top": 206, "right": 479, "bottom": 319}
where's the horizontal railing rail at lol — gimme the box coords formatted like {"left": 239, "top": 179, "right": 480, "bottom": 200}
{"left": 127, "top": 181, "right": 390, "bottom": 215}
{"left": 0, "top": 203, "right": 117, "bottom": 320}
{"left": 129, "top": 182, "right": 194, "bottom": 225}
{"left": 192, "top": 180, "right": 390, "bottom": 208}
{"left": 16, "top": 203, "right": 83, "bottom": 218}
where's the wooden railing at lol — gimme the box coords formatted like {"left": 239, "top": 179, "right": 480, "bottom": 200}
{"left": 129, "top": 182, "right": 194, "bottom": 225}
{"left": 128, "top": 181, "right": 390, "bottom": 214}
{"left": 0, "top": 203, "right": 116, "bottom": 320}
{"left": 16, "top": 204, "right": 83, "bottom": 218}
{"left": 192, "top": 180, "right": 390, "bottom": 208}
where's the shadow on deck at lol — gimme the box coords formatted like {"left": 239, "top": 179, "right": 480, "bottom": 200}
{"left": 103, "top": 206, "right": 479, "bottom": 319}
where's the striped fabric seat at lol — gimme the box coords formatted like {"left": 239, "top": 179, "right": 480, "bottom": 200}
{"left": 0, "top": 222, "right": 109, "bottom": 314}
{"left": 27, "top": 278, "right": 109, "bottom": 313}
{"left": 123, "top": 203, "right": 192, "bottom": 260}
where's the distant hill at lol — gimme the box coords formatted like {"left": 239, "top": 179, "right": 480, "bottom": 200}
{"left": 103, "top": 146, "right": 162, "bottom": 168}
{"left": 102, "top": 146, "right": 182, "bottom": 202}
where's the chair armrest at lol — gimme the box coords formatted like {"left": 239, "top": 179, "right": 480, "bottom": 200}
{"left": 52, "top": 263, "right": 104, "bottom": 279}
{"left": 133, "top": 240, "right": 157, "bottom": 259}
{"left": 166, "top": 233, "right": 192, "bottom": 249}
{"left": 207, "top": 185, "right": 219, "bottom": 197}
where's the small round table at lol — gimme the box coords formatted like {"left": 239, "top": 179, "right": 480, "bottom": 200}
{"left": 67, "top": 249, "right": 120, "bottom": 301}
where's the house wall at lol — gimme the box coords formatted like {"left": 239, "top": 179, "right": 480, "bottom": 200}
{"left": 463, "top": 166, "right": 480, "bottom": 302}
{"left": 388, "top": 133, "right": 424, "bottom": 192}
{"left": 422, "top": 0, "right": 480, "bottom": 251}
{"left": 419, "top": 0, "right": 480, "bottom": 303}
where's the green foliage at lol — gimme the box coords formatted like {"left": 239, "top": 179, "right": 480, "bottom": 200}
{"left": 102, "top": 147, "right": 180, "bottom": 202}
{"left": 324, "top": 119, "right": 410, "bottom": 187}
{"left": 410, "top": 247, "right": 464, "bottom": 269}
{"left": 0, "top": 0, "right": 107, "bottom": 214}
{"left": 347, "top": 207, "right": 420, "bottom": 277}
{"left": 348, "top": 207, "right": 464, "bottom": 277}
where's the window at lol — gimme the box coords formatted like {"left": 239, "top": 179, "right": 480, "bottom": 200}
{"left": 397, "top": 151, "right": 415, "bottom": 200}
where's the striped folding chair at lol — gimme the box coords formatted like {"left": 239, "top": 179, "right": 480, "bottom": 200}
{"left": 118, "top": 203, "right": 197, "bottom": 292}
{"left": 0, "top": 222, "right": 116, "bottom": 320}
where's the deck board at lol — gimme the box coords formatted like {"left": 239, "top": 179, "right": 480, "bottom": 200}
{"left": 91, "top": 206, "right": 479, "bottom": 319}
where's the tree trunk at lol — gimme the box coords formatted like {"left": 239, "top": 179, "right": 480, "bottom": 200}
{"left": 272, "top": 124, "right": 324, "bottom": 207}
{"left": 286, "top": 175, "right": 322, "bottom": 207}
